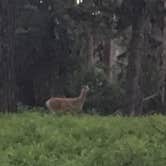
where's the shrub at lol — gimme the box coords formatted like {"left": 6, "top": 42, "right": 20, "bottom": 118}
{"left": 76, "top": 66, "right": 125, "bottom": 115}
{"left": 0, "top": 112, "right": 166, "bottom": 166}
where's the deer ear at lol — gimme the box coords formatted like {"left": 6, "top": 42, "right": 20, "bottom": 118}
{"left": 81, "top": 85, "right": 89, "bottom": 90}
{"left": 84, "top": 85, "right": 89, "bottom": 90}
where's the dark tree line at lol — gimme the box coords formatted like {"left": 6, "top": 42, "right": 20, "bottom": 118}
{"left": 0, "top": 0, "right": 17, "bottom": 112}
{"left": 0, "top": 0, "right": 166, "bottom": 115}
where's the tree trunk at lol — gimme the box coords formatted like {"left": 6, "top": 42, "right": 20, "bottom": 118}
{"left": 103, "top": 39, "right": 111, "bottom": 81}
{"left": 87, "top": 32, "right": 95, "bottom": 67}
{"left": 0, "top": 0, "right": 16, "bottom": 112}
{"left": 160, "top": 1, "right": 166, "bottom": 107}
{"left": 125, "top": 14, "right": 146, "bottom": 116}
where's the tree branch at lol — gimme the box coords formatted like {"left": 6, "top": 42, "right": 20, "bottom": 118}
{"left": 143, "top": 92, "right": 159, "bottom": 102}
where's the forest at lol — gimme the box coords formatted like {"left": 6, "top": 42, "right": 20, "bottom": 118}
{"left": 1, "top": 1, "right": 166, "bottom": 165}
{"left": 0, "top": 0, "right": 166, "bottom": 115}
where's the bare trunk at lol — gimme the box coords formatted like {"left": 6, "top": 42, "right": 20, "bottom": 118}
{"left": 103, "top": 38, "right": 112, "bottom": 80}
{"left": 87, "top": 32, "right": 95, "bottom": 67}
{"left": 160, "top": 1, "right": 166, "bottom": 106}
{"left": 0, "top": 0, "right": 16, "bottom": 112}
{"left": 125, "top": 15, "right": 146, "bottom": 116}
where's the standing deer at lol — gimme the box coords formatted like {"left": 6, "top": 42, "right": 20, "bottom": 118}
{"left": 45, "top": 85, "right": 89, "bottom": 113}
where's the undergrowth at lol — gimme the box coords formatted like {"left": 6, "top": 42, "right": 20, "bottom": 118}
{"left": 0, "top": 110, "right": 166, "bottom": 166}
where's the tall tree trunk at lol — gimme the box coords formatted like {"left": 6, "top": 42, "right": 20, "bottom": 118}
{"left": 103, "top": 38, "right": 112, "bottom": 81}
{"left": 125, "top": 14, "right": 146, "bottom": 116}
{"left": 160, "top": 1, "right": 166, "bottom": 107}
{"left": 0, "top": 0, "right": 16, "bottom": 112}
{"left": 87, "top": 32, "right": 95, "bottom": 67}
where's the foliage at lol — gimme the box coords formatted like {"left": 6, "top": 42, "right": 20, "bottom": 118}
{"left": 0, "top": 111, "right": 166, "bottom": 166}
{"left": 70, "top": 66, "right": 125, "bottom": 114}
{"left": 1, "top": 0, "right": 165, "bottom": 114}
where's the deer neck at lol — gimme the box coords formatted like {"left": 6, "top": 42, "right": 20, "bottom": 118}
{"left": 78, "top": 89, "right": 87, "bottom": 104}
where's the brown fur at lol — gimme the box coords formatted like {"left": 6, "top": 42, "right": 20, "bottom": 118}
{"left": 45, "top": 85, "right": 89, "bottom": 112}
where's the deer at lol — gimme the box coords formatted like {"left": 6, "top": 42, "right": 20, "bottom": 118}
{"left": 45, "top": 85, "right": 89, "bottom": 113}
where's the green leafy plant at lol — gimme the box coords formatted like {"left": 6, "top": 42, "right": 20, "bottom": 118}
{"left": 0, "top": 111, "right": 166, "bottom": 166}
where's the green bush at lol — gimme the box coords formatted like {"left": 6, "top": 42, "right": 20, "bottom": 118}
{"left": 0, "top": 111, "right": 166, "bottom": 166}
{"left": 76, "top": 67, "right": 125, "bottom": 115}
{"left": 63, "top": 65, "right": 125, "bottom": 115}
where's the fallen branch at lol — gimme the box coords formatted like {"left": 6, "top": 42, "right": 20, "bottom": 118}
{"left": 143, "top": 92, "right": 159, "bottom": 102}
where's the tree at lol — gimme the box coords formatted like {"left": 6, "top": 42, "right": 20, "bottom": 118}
{"left": 124, "top": 0, "right": 146, "bottom": 115}
{"left": 0, "top": 0, "right": 17, "bottom": 112}
{"left": 159, "top": 0, "right": 166, "bottom": 109}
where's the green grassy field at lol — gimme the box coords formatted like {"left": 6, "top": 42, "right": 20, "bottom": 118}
{"left": 0, "top": 111, "right": 166, "bottom": 166}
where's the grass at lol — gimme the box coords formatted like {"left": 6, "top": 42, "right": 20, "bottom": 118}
{"left": 0, "top": 110, "right": 166, "bottom": 166}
